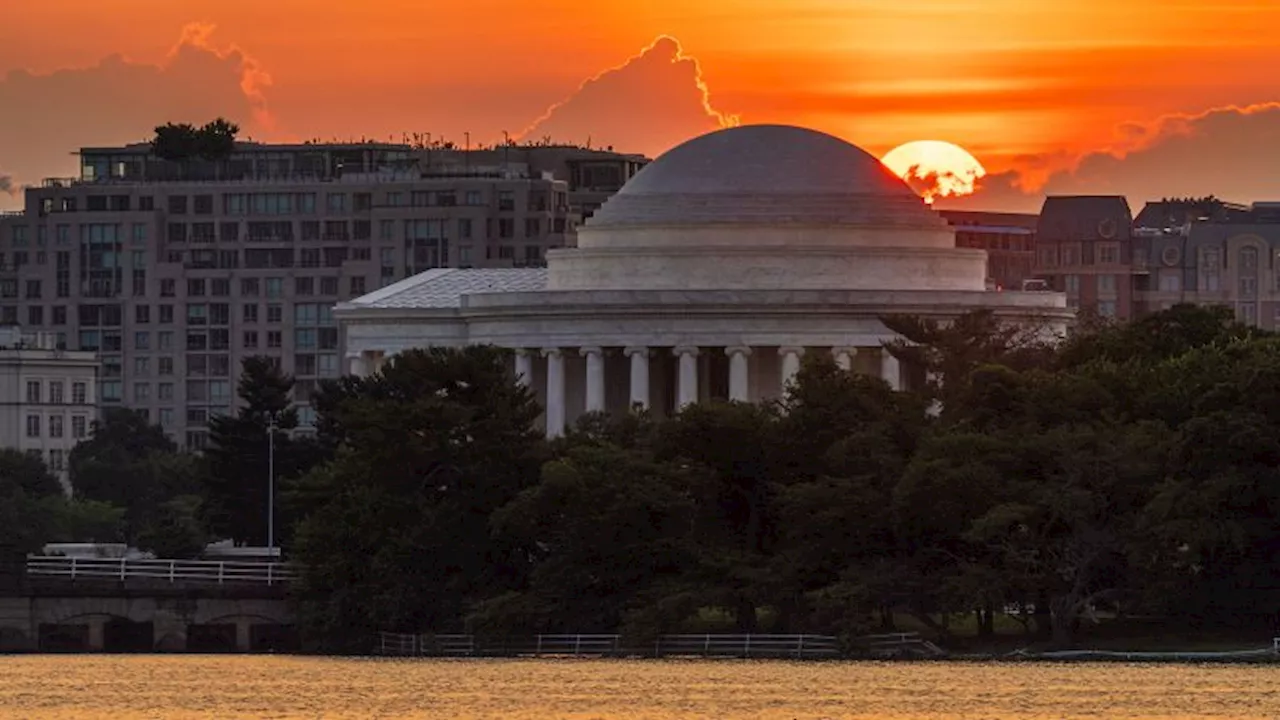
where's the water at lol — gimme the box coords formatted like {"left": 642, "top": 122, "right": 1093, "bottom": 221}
{"left": 1, "top": 656, "right": 1277, "bottom": 719}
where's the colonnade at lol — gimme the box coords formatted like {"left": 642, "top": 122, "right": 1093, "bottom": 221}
{"left": 516, "top": 345, "right": 904, "bottom": 438}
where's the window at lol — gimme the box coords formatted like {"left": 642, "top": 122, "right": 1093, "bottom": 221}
{"left": 295, "top": 303, "right": 318, "bottom": 324}
{"left": 49, "top": 449, "right": 65, "bottom": 472}
{"left": 326, "top": 193, "right": 346, "bottom": 212}
{"left": 318, "top": 354, "right": 340, "bottom": 377}
{"left": 1097, "top": 300, "right": 1117, "bottom": 318}
{"left": 193, "top": 195, "right": 214, "bottom": 215}
{"left": 49, "top": 414, "right": 64, "bottom": 438}
{"left": 267, "top": 331, "right": 282, "bottom": 348}
{"left": 26, "top": 381, "right": 40, "bottom": 404}
{"left": 267, "top": 304, "right": 283, "bottom": 323}
{"left": 72, "top": 415, "right": 87, "bottom": 439}
{"left": 72, "top": 382, "right": 86, "bottom": 404}
{"left": 266, "top": 278, "right": 283, "bottom": 298}
{"left": 1097, "top": 275, "right": 1117, "bottom": 294}
{"left": 26, "top": 414, "right": 40, "bottom": 438}
{"left": 1241, "top": 247, "right": 1259, "bottom": 270}
{"left": 466, "top": 190, "right": 482, "bottom": 206}
{"left": 159, "top": 408, "right": 174, "bottom": 427}
{"left": 1203, "top": 248, "right": 1221, "bottom": 268}
{"left": 1061, "top": 246, "right": 1078, "bottom": 266}
{"left": 158, "top": 331, "right": 174, "bottom": 352}
{"left": 159, "top": 383, "right": 174, "bottom": 401}
{"left": 295, "top": 328, "right": 318, "bottom": 349}
{"left": 243, "top": 304, "right": 259, "bottom": 323}
{"left": 525, "top": 218, "right": 541, "bottom": 238}
{"left": 53, "top": 306, "right": 67, "bottom": 325}
{"left": 295, "top": 353, "right": 317, "bottom": 375}
{"left": 243, "top": 331, "right": 259, "bottom": 349}
{"left": 187, "top": 278, "right": 205, "bottom": 297}
{"left": 1240, "top": 303, "right": 1258, "bottom": 326}
{"left": 379, "top": 220, "right": 394, "bottom": 241}
{"left": 1241, "top": 276, "right": 1257, "bottom": 297}
{"left": 498, "top": 218, "right": 514, "bottom": 239}
{"left": 241, "top": 278, "right": 260, "bottom": 296}
{"left": 350, "top": 276, "right": 366, "bottom": 296}
{"left": 1204, "top": 271, "right": 1221, "bottom": 292}
{"left": 159, "top": 357, "right": 174, "bottom": 376}
{"left": 136, "top": 305, "right": 150, "bottom": 324}
{"left": 211, "top": 278, "right": 230, "bottom": 297}
{"left": 321, "top": 276, "right": 339, "bottom": 296}
{"left": 25, "top": 279, "right": 41, "bottom": 299}
{"left": 296, "top": 277, "right": 314, "bottom": 296}
{"left": 135, "top": 331, "right": 150, "bottom": 350}
{"left": 134, "top": 357, "right": 151, "bottom": 375}
{"left": 458, "top": 218, "right": 472, "bottom": 239}
{"left": 49, "top": 382, "right": 64, "bottom": 404}
{"left": 134, "top": 383, "right": 151, "bottom": 402}
{"left": 159, "top": 305, "right": 174, "bottom": 324}
{"left": 1098, "top": 244, "right": 1119, "bottom": 264}
{"left": 101, "top": 381, "right": 122, "bottom": 402}
{"left": 27, "top": 306, "right": 43, "bottom": 326}
{"left": 161, "top": 279, "right": 176, "bottom": 297}
{"left": 168, "top": 196, "right": 188, "bottom": 214}
{"left": 498, "top": 191, "right": 514, "bottom": 211}
{"left": 1159, "top": 272, "right": 1182, "bottom": 293}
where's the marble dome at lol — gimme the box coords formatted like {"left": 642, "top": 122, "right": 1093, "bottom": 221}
{"left": 582, "top": 124, "right": 950, "bottom": 237}
{"left": 552, "top": 124, "right": 974, "bottom": 291}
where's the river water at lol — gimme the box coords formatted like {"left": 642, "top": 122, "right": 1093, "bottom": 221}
{"left": 1, "top": 656, "right": 1277, "bottom": 719}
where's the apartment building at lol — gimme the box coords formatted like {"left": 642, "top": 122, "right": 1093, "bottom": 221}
{"left": 0, "top": 140, "right": 628, "bottom": 449}
{"left": 0, "top": 327, "right": 98, "bottom": 494}
{"left": 937, "top": 210, "right": 1038, "bottom": 291}
{"left": 1134, "top": 200, "right": 1280, "bottom": 329}
{"left": 1031, "top": 196, "right": 1140, "bottom": 320}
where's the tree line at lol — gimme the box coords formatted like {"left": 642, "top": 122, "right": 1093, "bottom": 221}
{"left": 4, "top": 304, "right": 1278, "bottom": 651}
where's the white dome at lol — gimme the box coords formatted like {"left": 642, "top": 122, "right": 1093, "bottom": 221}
{"left": 584, "top": 124, "right": 947, "bottom": 233}
{"left": 551, "top": 124, "right": 981, "bottom": 293}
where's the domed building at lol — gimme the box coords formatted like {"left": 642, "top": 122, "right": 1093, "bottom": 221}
{"left": 337, "top": 125, "right": 1070, "bottom": 436}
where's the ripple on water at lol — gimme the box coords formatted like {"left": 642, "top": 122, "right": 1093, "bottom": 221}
{"left": 0, "top": 656, "right": 1277, "bottom": 719}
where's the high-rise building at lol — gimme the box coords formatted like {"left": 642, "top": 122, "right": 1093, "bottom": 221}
{"left": 0, "top": 140, "right": 643, "bottom": 448}
{"left": 0, "top": 327, "right": 98, "bottom": 493}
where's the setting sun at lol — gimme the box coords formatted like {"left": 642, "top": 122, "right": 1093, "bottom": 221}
{"left": 881, "top": 140, "right": 987, "bottom": 203}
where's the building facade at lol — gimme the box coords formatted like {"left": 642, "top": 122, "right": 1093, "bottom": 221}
{"left": 0, "top": 140, "right": 640, "bottom": 448}
{"left": 1032, "top": 196, "right": 1141, "bottom": 320}
{"left": 0, "top": 327, "right": 98, "bottom": 493}
{"left": 338, "top": 126, "right": 1071, "bottom": 437}
{"left": 937, "top": 210, "right": 1038, "bottom": 290}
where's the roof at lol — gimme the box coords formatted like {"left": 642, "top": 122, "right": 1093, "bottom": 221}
{"left": 584, "top": 124, "right": 945, "bottom": 231}
{"left": 937, "top": 210, "right": 1039, "bottom": 230}
{"left": 1037, "top": 196, "right": 1132, "bottom": 242}
{"left": 341, "top": 268, "right": 548, "bottom": 310}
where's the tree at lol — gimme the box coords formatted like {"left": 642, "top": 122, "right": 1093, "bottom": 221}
{"left": 291, "top": 346, "right": 546, "bottom": 650}
{"left": 205, "top": 356, "right": 304, "bottom": 546}
{"left": 151, "top": 122, "right": 199, "bottom": 162}
{"left": 135, "top": 495, "right": 210, "bottom": 559}
{"left": 0, "top": 448, "right": 63, "bottom": 498}
{"left": 195, "top": 118, "right": 240, "bottom": 162}
{"left": 69, "top": 408, "right": 204, "bottom": 544}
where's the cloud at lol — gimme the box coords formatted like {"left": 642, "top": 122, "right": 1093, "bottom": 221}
{"left": 0, "top": 23, "right": 272, "bottom": 188}
{"left": 939, "top": 103, "right": 1280, "bottom": 212}
{"left": 518, "top": 36, "right": 738, "bottom": 157}
{"left": 0, "top": 174, "right": 15, "bottom": 197}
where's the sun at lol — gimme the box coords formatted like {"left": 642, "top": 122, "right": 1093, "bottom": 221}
{"left": 881, "top": 140, "right": 986, "bottom": 204}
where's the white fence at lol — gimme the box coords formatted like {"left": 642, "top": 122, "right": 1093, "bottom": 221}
{"left": 376, "top": 632, "right": 841, "bottom": 659}
{"left": 25, "top": 555, "right": 296, "bottom": 586}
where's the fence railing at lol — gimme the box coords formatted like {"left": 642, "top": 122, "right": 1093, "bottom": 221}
{"left": 25, "top": 556, "right": 296, "bottom": 586}
{"left": 857, "top": 632, "right": 947, "bottom": 658}
{"left": 376, "top": 632, "right": 842, "bottom": 659}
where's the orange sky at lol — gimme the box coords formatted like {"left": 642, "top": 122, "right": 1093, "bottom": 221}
{"left": 4, "top": 0, "right": 1280, "bottom": 211}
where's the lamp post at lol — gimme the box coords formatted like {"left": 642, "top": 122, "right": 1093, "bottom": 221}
{"left": 267, "top": 415, "right": 276, "bottom": 558}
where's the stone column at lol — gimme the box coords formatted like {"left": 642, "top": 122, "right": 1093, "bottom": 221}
{"left": 881, "top": 349, "right": 902, "bottom": 391}
{"left": 726, "top": 346, "right": 752, "bottom": 402}
{"left": 514, "top": 349, "right": 534, "bottom": 389}
{"left": 779, "top": 346, "right": 805, "bottom": 393}
{"left": 624, "top": 346, "right": 651, "bottom": 409}
{"left": 543, "top": 348, "right": 565, "bottom": 438}
{"left": 581, "top": 347, "right": 605, "bottom": 413}
{"left": 832, "top": 347, "right": 856, "bottom": 372}
{"left": 345, "top": 352, "right": 368, "bottom": 377}
{"left": 674, "top": 346, "right": 700, "bottom": 409}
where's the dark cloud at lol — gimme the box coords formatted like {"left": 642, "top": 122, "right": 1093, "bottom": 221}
{"left": 0, "top": 23, "right": 271, "bottom": 188}
{"left": 518, "top": 36, "right": 738, "bottom": 157}
{"left": 942, "top": 103, "right": 1280, "bottom": 212}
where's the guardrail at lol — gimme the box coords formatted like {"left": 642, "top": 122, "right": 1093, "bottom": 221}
{"left": 25, "top": 556, "right": 296, "bottom": 586}
{"left": 376, "top": 632, "right": 841, "bottom": 659}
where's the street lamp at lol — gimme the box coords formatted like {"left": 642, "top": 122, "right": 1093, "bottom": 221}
{"left": 267, "top": 415, "right": 277, "bottom": 559}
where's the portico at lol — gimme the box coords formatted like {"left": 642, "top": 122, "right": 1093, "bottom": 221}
{"left": 336, "top": 125, "right": 1071, "bottom": 437}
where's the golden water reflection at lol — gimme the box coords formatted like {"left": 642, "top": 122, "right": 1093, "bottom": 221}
{"left": 1, "top": 656, "right": 1277, "bottom": 719}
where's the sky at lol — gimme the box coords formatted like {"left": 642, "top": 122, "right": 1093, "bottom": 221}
{"left": 4, "top": 0, "right": 1280, "bottom": 211}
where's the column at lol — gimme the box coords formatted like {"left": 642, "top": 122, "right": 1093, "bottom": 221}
{"left": 624, "top": 346, "right": 651, "bottom": 409}
{"left": 345, "top": 352, "right": 367, "bottom": 377}
{"left": 881, "top": 349, "right": 902, "bottom": 391}
{"left": 779, "top": 346, "right": 804, "bottom": 393}
{"left": 674, "top": 346, "right": 700, "bottom": 409}
{"left": 581, "top": 347, "right": 605, "bottom": 413}
{"left": 235, "top": 621, "right": 253, "bottom": 652}
{"left": 543, "top": 348, "right": 565, "bottom": 438}
{"left": 726, "top": 346, "right": 752, "bottom": 402}
{"left": 87, "top": 618, "right": 106, "bottom": 652}
{"left": 514, "top": 349, "right": 534, "bottom": 389}
{"left": 832, "top": 347, "right": 856, "bottom": 372}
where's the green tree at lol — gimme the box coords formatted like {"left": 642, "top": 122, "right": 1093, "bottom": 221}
{"left": 205, "top": 356, "right": 304, "bottom": 546}
{"left": 151, "top": 122, "right": 199, "bottom": 162}
{"left": 291, "top": 346, "right": 545, "bottom": 651}
{"left": 0, "top": 448, "right": 63, "bottom": 498}
{"left": 135, "top": 495, "right": 210, "bottom": 559}
{"left": 195, "top": 118, "right": 240, "bottom": 162}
